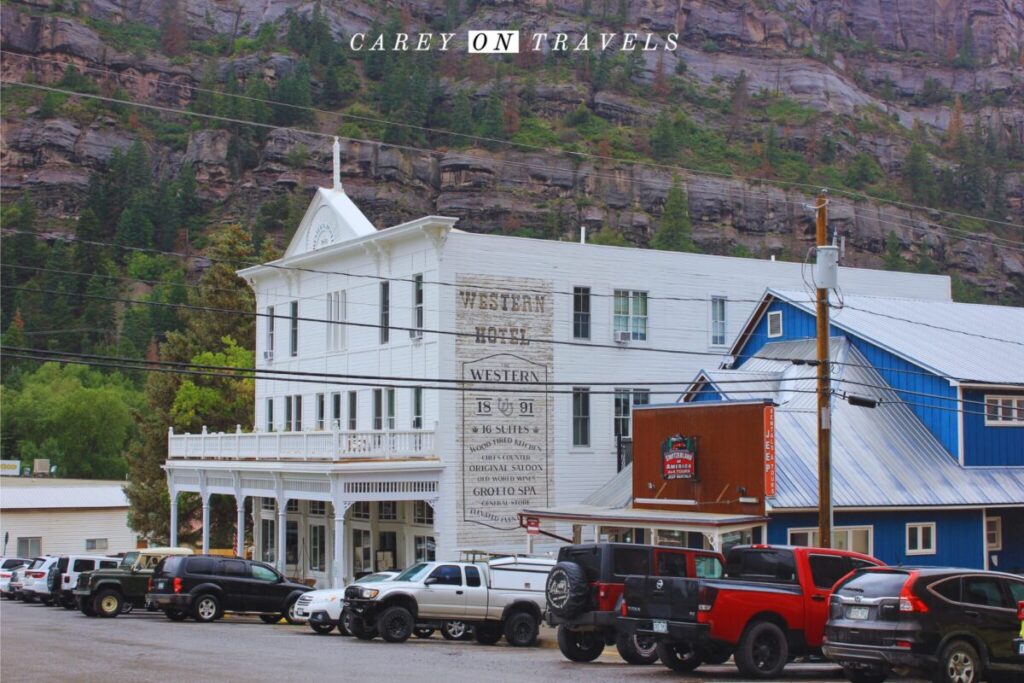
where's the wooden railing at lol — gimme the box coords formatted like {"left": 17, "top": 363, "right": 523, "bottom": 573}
{"left": 167, "top": 426, "right": 435, "bottom": 461}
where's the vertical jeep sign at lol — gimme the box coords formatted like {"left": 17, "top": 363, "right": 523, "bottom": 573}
{"left": 456, "top": 275, "right": 553, "bottom": 543}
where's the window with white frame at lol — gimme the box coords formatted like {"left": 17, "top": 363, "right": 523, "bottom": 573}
{"left": 613, "top": 290, "right": 648, "bottom": 341}
{"left": 378, "top": 501, "right": 398, "bottom": 521}
{"left": 289, "top": 301, "right": 299, "bottom": 357}
{"left": 285, "top": 395, "right": 302, "bottom": 431}
{"left": 573, "top": 287, "right": 591, "bottom": 340}
{"left": 17, "top": 537, "right": 41, "bottom": 557}
{"left": 767, "top": 310, "right": 783, "bottom": 338}
{"left": 347, "top": 391, "right": 358, "bottom": 430}
{"left": 788, "top": 526, "right": 873, "bottom": 556}
{"left": 411, "top": 274, "right": 424, "bottom": 339}
{"left": 412, "top": 387, "right": 423, "bottom": 429}
{"left": 266, "top": 398, "right": 274, "bottom": 432}
{"left": 326, "top": 290, "right": 345, "bottom": 351}
{"left": 373, "top": 389, "right": 383, "bottom": 430}
{"left": 261, "top": 497, "right": 275, "bottom": 511}
{"left": 711, "top": 296, "right": 727, "bottom": 346}
{"left": 331, "top": 393, "right": 341, "bottom": 430}
{"left": 286, "top": 499, "right": 299, "bottom": 513}
{"left": 985, "top": 516, "right": 1002, "bottom": 551}
{"left": 316, "top": 393, "right": 325, "bottom": 430}
{"left": 309, "top": 524, "right": 326, "bottom": 571}
{"left": 573, "top": 387, "right": 590, "bottom": 447}
{"left": 985, "top": 395, "right": 1024, "bottom": 426}
{"left": 614, "top": 388, "right": 650, "bottom": 438}
{"left": 379, "top": 282, "right": 390, "bottom": 344}
{"left": 906, "top": 522, "right": 936, "bottom": 555}
{"left": 309, "top": 500, "right": 326, "bottom": 516}
{"left": 260, "top": 519, "right": 275, "bottom": 563}
{"left": 386, "top": 388, "right": 395, "bottom": 430}
{"left": 350, "top": 501, "right": 370, "bottom": 520}
{"left": 414, "top": 535, "right": 436, "bottom": 563}
{"left": 413, "top": 501, "right": 434, "bottom": 525}
{"left": 85, "top": 538, "right": 108, "bottom": 551}
{"left": 265, "top": 306, "right": 275, "bottom": 361}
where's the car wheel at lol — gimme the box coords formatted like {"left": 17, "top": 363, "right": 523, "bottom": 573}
{"left": 545, "top": 561, "right": 590, "bottom": 619}
{"left": 259, "top": 614, "right": 281, "bottom": 624}
{"left": 283, "top": 599, "right": 301, "bottom": 625}
{"left": 377, "top": 606, "right": 415, "bottom": 643}
{"left": 503, "top": 612, "right": 539, "bottom": 647}
{"left": 192, "top": 594, "right": 220, "bottom": 623}
{"left": 934, "top": 640, "right": 981, "bottom": 683}
{"left": 94, "top": 589, "right": 124, "bottom": 618}
{"left": 441, "top": 620, "right": 470, "bottom": 640}
{"left": 338, "top": 609, "right": 354, "bottom": 636}
{"left": 735, "top": 621, "right": 789, "bottom": 679}
{"left": 164, "top": 608, "right": 188, "bottom": 622}
{"left": 657, "top": 640, "right": 703, "bottom": 672}
{"left": 473, "top": 622, "right": 502, "bottom": 645}
{"left": 413, "top": 627, "right": 435, "bottom": 639}
{"left": 843, "top": 666, "right": 889, "bottom": 683}
{"left": 310, "top": 621, "right": 336, "bottom": 634}
{"left": 556, "top": 625, "right": 605, "bottom": 662}
{"left": 616, "top": 630, "right": 660, "bottom": 665}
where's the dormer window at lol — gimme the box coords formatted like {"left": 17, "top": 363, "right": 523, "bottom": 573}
{"left": 767, "top": 311, "right": 783, "bottom": 338}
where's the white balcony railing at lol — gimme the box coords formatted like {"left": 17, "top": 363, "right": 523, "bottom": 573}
{"left": 168, "top": 426, "right": 436, "bottom": 461}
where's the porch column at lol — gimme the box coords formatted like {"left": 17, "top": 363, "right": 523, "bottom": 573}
{"left": 235, "top": 495, "right": 246, "bottom": 558}
{"left": 332, "top": 511, "right": 347, "bottom": 587}
{"left": 169, "top": 493, "right": 178, "bottom": 547}
{"left": 201, "top": 494, "right": 211, "bottom": 554}
{"left": 276, "top": 500, "right": 287, "bottom": 574}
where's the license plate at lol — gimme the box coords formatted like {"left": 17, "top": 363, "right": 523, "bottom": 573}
{"left": 653, "top": 620, "right": 668, "bottom": 634}
{"left": 157, "top": 581, "right": 166, "bottom": 589}
{"left": 847, "top": 606, "right": 869, "bottom": 620}
{"left": 296, "top": 610, "right": 307, "bottom": 617}
{"left": 1018, "top": 641, "right": 1023, "bottom": 656}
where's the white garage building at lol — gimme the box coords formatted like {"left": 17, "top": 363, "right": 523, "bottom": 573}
{"left": 165, "top": 152, "right": 952, "bottom": 587}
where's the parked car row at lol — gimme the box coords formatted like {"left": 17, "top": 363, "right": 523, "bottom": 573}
{"left": 542, "top": 542, "right": 1024, "bottom": 683}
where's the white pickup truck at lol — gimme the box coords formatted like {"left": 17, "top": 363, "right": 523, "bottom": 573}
{"left": 343, "top": 556, "right": 554, "bottom": 646}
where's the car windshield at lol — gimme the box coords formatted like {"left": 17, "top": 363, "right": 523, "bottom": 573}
{"left": 355, "top": 572, "right": 395, "bottom": 584}
{"left": 119, "top": 552, "right": 139, "bottom": 569}
{"left": 393, "top": 563, "right": 431, "bottom": 582}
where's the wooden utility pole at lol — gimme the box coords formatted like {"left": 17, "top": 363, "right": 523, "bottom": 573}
{"left": 815, "top": 192, "right": 832, "bottom": 549}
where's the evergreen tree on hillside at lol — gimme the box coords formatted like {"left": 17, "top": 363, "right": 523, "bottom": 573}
{"left": 272, "top": 60, "right": 314, "bottom": 126}
{"left": 652, "top": 176, "right": 695, "bottom": 252}
{"left": 902, "top": 143, "right": 936, "bottom": 204}
{"left": 650, "top": 111, "right": 677, "bottom": 161}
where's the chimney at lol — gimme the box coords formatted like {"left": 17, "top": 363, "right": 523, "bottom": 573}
{"left": 332, "top": 137, "right": 342, "bottom": 192}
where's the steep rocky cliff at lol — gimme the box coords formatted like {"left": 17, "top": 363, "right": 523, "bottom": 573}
{"left": 2, "top": 0, "right": 1023, "bottom": 299}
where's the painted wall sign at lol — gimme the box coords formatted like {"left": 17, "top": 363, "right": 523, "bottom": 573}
{"left": 662, "top": 435, "right": 697, "bottom": 480}
{"left": 457, "top": 274, "right": 553, "bottom": 543}
{"left": 764, "top": 405, "right": 776, "bottom": 497}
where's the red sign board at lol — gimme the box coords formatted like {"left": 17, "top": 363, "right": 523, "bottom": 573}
{"left": 764, "top": 405, "right": 776, "bottom": 497}
{"left": 526, "top": 517, "right": 540, "bottom": 535}
{"left": 662, "top": 435, "right": 697, "bottom": 480}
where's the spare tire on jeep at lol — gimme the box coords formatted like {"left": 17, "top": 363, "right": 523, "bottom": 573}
{"left": 546, "top": 561, "right": 589, "bottom": 618}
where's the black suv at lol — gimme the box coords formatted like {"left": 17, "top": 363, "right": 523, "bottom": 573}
{"left": 546, "top": 542, "right": 725, "bottom": 666}
{"left": 823, "top": 567, "right": 1024, "bottom": 683}
{"left": 146, "top": 555, "right": 310, "bottom": 623}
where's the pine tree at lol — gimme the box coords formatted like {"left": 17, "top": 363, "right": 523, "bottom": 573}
{"left": 652, "top": 176, "right": 695, "bottom": 252}
{"left": 883, "top": 231, "right": 905, "bottom": 271}
{"left": 902, "top": 143, "right": 936, "bottom": 204}
{"left": 114, "top": 196, "right": 156, "bottom": 252}
{"left": 449, "top": 90, "right": 474, "bottom": 146}
{"left": 272, "top": 60, "right": 314, "bottom": 125}
{"left": 727, "top": 70, "right": 750, "bottom": 141}
{"left": 946, "top": 96, "right": 965, "bottom": 151}
{"left": 478, "top": 90, "right": 506, "bottom": 150}
{"left": 650, "top": 111, "right": 677, "bottom": 161}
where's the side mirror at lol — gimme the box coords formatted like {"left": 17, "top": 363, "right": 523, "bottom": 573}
{"left": 424, "top": 577, "right": 438, "bottom": 587}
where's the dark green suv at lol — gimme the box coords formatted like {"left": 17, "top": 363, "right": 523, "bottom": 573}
{"left": 74, "top": 548, "right": 193, "bottom": 618}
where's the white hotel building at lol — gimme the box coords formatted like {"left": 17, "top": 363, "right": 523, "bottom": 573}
{"left": 165, "top": 168, "right": 951, "bottom": 587}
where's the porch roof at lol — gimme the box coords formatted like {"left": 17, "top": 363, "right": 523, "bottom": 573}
{"left": 520, "top": 503, "right": 768, "bottom": 530}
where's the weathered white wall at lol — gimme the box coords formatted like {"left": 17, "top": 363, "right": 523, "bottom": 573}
{"left": 1, "top": 508, "right": 136, "bottom": 556}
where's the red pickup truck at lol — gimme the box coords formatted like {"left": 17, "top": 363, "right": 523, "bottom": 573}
{"left": 618, "top": 545, "right": 883, "bottom": 678}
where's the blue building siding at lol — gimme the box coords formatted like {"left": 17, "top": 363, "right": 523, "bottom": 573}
{"left": 735, "top": 301, "right": 820, "bottom": 366}
{"left": 768, "top": 509, "right": 985, "bottom": 568}
{"left": 962, "top": 389, "right": 1024, "bottom": 466}
{"left": 690, "top": 387, "right": 723, "bottom": 403}
{"left": 988, "top": 507, "right": 1024, "bottom": 574}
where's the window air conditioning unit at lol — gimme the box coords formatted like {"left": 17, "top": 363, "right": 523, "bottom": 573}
{"left": 614, "top": 330, "right": 631, "bottom": 344}
{"left": 263, "top": 350, "right": 274, "bottom": 361}
{"left": 409, "top": 328, "right": 423, "bottom": 340}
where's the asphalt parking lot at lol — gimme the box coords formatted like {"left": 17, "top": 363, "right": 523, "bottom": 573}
{"left": 0, "top": 599, "right": 929, "bottom": 683}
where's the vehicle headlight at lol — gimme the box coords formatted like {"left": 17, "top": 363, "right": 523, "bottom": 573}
{"left": 327, "top": 596, "right": 337, "bottom": 603}
{"left": 358, "top": 587, "right": 379, "bottom": 599}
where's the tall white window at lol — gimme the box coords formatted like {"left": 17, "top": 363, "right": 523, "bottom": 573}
{"left": 386, "top": 388, "right": 396, "bottom": 430}
{"left": 266, "top": 398, "right": 274, "bottom": 432}
{"left": 413, "top": 501, "right": 434, "bottom": 525}
{"left": 613, "top": 290, "right": 648, "bottom": 341}
{"left": 573, "top": 287, "right": 591, "bottom": 339}
{"left": 711, "top": 296, "right": 727, "bottom": 346}
{"left": 331, "top": 392, "right": 341, "bottom": 430}
{"left": 285, "top": 395, "right": 301, "bottom": 431}
{"left": 415, "top": 535, "right": 436, "bottom": 563}
{"left": 986, "top": 517, "right": 1002, "bottom": 551}
{"left": 573, "top": 387, "right": 590, "bottom": 447}
{"left": 906, "top": 522, "right": 936, "bottom": 555}
{"left": 615, "top": 388, "right": 650, "bottom": 438}
{"left": 309, "top": 524, "right": 326, "bottom": 571}
{"left": 289, "top": 301, "right": 299, "bottom": 357}
{"left": 265, "top": 306, "right": 275, "bottom": 361}
{"left": 347, "top": 391, "right": 358, "bottom": 430}
{"left": 373, "top": 389, "right": 383, "bottom": 430}
{"left": 411, "top": 274, "right": 424, "bottom": 339}
{"left": 315, "top": 393, "right": 325, "bottom": 430}
{"left": 412, "top": 387, "right": 423, "bottom": 429}
{"left": 327, "top": 290, "right": 345, "bottom": 351}
{"left": 379, "top": 282, "right": 390, "bottom": 344}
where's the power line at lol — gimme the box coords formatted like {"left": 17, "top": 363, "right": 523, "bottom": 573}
{"left": 6, "top": 50, "right": 1021, "bottom": 233}
{"left": 832, "top": 302, "right": 1024, "bottom": 347}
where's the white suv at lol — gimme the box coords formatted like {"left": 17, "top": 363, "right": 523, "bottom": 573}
{"left": 0, "top": 558, "right": 31, "bottom": 598}
{"left": 20, "top": 556, "right": 59, "bottom": 603}
{"left": 295, "top": 572, "right": 398, "bottom": 634}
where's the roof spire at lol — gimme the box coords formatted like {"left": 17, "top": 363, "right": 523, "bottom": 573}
{"left": 332, "top": 136, "right": 342, "bottom": 192}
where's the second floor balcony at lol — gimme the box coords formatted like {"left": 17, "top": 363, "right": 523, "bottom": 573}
{"left": 168, "top": 425, "right": 436, "bottom": 462}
